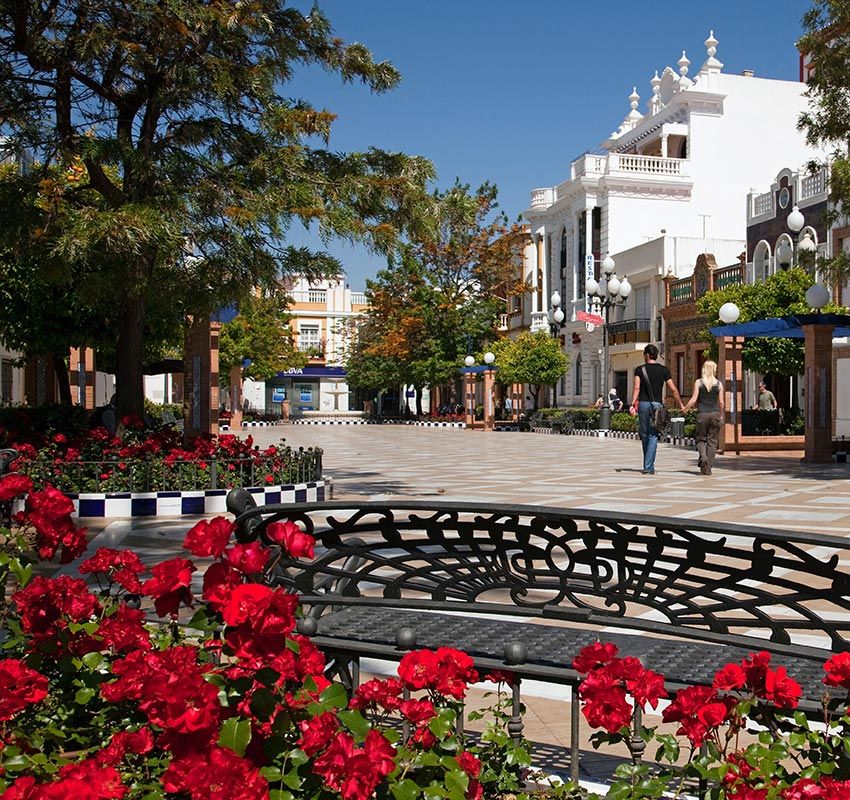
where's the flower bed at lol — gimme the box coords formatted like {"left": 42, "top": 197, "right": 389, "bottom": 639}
{"left": 2, "top": 417, "right": 321, "bottom": 494}
{"left": 2, "top": 472, "right": 850, "bottom": 800}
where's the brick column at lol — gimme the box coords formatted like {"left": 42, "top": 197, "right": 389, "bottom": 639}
{"left": 716, "top": 336, "right": 742, "bottom": 454}
{"left": 483, "top": 368, "right": 495, "bottom": 431}
{"left": 24, "top": 355, "right": 57, "bottom": 406}
{"left": 464, "top": 371, "right": 476, "bottom": 428}
{"left": 229, "top": 364, "right": 243, "bottom": 428}
{"left": 69, "top": 347, "right": 96, "bottom": 409}
{"left": 183, "top": 317, "right": 221, "bottom": 438}
{"left": 802, "top": 322, "right": 834, "bottom": 464}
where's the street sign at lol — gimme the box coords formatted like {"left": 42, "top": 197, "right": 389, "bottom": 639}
{"left": 576, "top": 310, "right": 604, "bottom": 326}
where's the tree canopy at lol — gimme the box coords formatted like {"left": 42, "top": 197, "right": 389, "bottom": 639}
{"left": 798, "top": 0, "right": 850, "bottom": 283}
{"left": 218, "top": 292, "right": 306, "bottom": 382}
{"left": 0, "top": 1, "right": 433, "bottom": 416}
{"left": 345, "top": 182, "right": 527, "bottom": 403}
{"left": 697, "top": 267, "right": 845, "bottom": 375}
{"left": 492, "top": 332, "right": 568, "bottom": 410}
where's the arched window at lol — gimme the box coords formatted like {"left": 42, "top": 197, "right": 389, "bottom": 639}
{"left": 574, "top": 353, "right": 582, "bottom": 396}
{"left": 753, "top": 240, "right": 772, "bottom": 281}
{"left": 775, "top": 233, "right": 794, "bottom": 271}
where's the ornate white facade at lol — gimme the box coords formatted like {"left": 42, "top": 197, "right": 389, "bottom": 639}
{"left": 525, "top": 32, "right": 826, "bottom": 406}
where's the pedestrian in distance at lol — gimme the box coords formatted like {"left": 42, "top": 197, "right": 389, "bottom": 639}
{"left": 753, "top": 381, "right": 778, "bottom": 410}
{"left": 608, "top": 388, "right": 623, "bottom": 412}
{"left": 683, "top": 360, "right": 725, "bottom": 475}
{"left": 629, "top": 344, "right": 684, "bottom": 475}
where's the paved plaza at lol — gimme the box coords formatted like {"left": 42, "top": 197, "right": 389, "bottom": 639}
{"left": 69, "top": 425, "right": 850, "bottom": 785}
{"left": 269, "top": 425, "right": 850, "bottom": 535}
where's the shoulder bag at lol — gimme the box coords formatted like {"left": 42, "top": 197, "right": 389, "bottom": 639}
{"left": 641, "top": 366, "right": 670, "bottom": 434}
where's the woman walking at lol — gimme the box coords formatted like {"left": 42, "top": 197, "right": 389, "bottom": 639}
{"left": 683, "top": 360, "right": 724, "bottom": 475}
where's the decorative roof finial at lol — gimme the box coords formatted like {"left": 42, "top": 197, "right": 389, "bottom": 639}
{"left": 649, "top": 71, "right": 661, "bottom": 113}
{"left": 629, "top": 86, "right": 640, "bottom": 112}
{"left": 700, "top": 30, "right": 723, "bottom": 74}
{"left": 678, "top": 51, "right": 690, "bottom": 77}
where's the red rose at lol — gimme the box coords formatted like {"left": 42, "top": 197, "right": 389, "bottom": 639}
{"left": 400, "top": 698, "right": 436, "bottom": 724}
{"left": 573, "top": 641, "right": 619, "bottom": 673}
{"left": 141, "top": 557, "right": 195, "bottom": 617}
{"left": 824, "top": 651, "right": 850, "bottom": 689}
{"left": 0, "top": 473, "right": 33, "bottom": 500}
{"left": 456, "top": 751, "right": 482, "bottom": 778}
{"left": 162, "top": 745, "right": 267, "bottom": 800}
{"left": 764, "top": 666, "right": 801, "bottom": 709}
{"left": 25, "top": 484, "right": 74, "bottom": 520}
{"left": 350, "top": 677, "right": 403, "bottom": 711}
{"left": 298, "top": 711, "right": 339, "bottom": 755}
{"left": 741, "top": 650, "right": 772, "bottom": 695}
{"left": 222, "top": 583, "right": 273, "bottom": 626}
{"left": 96, "top": 605, "right": 151, "bottom": 652}
{"left": 484, "top": 669, "right": 514, "bottom": 685}
{"left": 714, "top": 663, "right": 747, "bottom": 691}
{"left": 266, "top": 520, "right": 315, "bottom": 559}
{"left": 434, "top": 647, "right": 478, "bottom": 698}
{"left": 225, "top": 541, "right": 269, "bottom": 574}
{"left": 182, "top": 516, "right": 235, "bottom": 559}
{"left": 313, "top": 731, "right": 355, "bottom": 791}
{"left": 202, "top": 562, "right": 243, "bottom": 612}
{"left": 96, "top": 727, "right": 154, "bottom": 766}
{"left": 578, "top": 668, "right": 632, "bottom": 733}
{"left": 0, "top": 658, "right": 49, "bottom": 721}
{"left": 80, "top": 548, "right": 145, "bottom": 594}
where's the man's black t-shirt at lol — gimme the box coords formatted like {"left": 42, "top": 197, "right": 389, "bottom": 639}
{"left": 634, "top": 362, "right": 671, "bottom": 402}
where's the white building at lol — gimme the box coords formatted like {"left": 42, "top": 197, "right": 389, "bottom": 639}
{"left": 243, "top": 275, "right": 368, "bottom": 416}
{"left": 525, "top": 31, "right": 826, "bottom": 406}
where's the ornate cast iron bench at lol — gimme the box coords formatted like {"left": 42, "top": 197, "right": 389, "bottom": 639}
{"left": 226, "top": 494, "right": 850, "bottom": 780}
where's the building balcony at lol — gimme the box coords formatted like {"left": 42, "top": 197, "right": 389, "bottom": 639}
{"left": 298, "top": 340, "right": 325, "bottom": 360}
{"left": 498, "top": 313, "right": 509, "bottom": 331}
{"left": 608, "top": 318, "right": 651, "bottom": 345}
{"left": 666, "top": 264, "right": 744, "bottom": 307}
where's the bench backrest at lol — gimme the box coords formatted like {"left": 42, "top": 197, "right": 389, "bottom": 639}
{"left": 228, "top": 494, "right": 850, "bottom": 664}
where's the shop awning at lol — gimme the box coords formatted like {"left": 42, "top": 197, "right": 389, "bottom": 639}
{"left": 709, "top": 313, "right": 850, "bottom": 339}
{"left": 275, "top": 365, "right": 347, "bottom": 378}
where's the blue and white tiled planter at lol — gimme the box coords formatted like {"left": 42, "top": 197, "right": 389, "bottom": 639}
{"left": 68, "top": 480, "right": 328, "bottom": 518}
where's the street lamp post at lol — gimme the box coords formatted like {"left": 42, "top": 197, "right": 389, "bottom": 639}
{"left": 775, "top": 205, "right": 816, "bottom": 270}
{"left": 548, "top": 292, "right": 567, "bottom": 407}
{"left": 585, "top": 255, "right": 632, "bottom": 430}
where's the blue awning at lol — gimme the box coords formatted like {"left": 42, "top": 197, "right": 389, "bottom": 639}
{"left": 709, "top": 313, "right": 850, "bottom": 339}
{"left": 275, "top": 365, "right": 347, "bottom": 378}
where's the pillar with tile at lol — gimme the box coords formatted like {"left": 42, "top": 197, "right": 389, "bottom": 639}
{"left": 716, "top": 336, "right": 742, "bottom": 454}
{"left": 802, "top": 322, "right": 834, "bottom": 464}
{"left": 69, "top": 347, "right": 96, "bottom": 409}
{"left": 183, "top": 317, "right": 221, "bottom": 438}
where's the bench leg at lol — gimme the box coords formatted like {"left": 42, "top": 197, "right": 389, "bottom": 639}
{"left": 508, "top": 679, "right": 523, "bottom": 745}
{"left": 570, "top": 687, "right": 580, "bottom": 784}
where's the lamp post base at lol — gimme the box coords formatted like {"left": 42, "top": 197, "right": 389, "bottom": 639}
{"left": 598, "top": 407, "right": 612, "bottom": 431}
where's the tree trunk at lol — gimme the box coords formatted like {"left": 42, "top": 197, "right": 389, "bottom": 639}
{"left": 114, "top": 289, "right": 146, "bottom": 422}
{"left": 52, "top": 351, "right": 72, "bottom": 406}
{"left": 530, "top": 385, "right": 539, "bottom": 411}
{"left": 415, "top": 386, "right": 423, "bottom": 417}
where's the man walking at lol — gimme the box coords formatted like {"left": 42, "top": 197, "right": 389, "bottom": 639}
{"left": 754, "top": 381, "right": 777, "bottom": 410}
{"left": 629, "top": 344, "right": 684, "bottom": 474}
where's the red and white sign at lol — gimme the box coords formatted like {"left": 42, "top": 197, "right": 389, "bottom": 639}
{"left": 576, "top": 310, "right": 604, "bottom": 326}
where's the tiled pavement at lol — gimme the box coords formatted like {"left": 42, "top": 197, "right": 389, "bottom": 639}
{"left": 67, "top": 425, "right": 850, "bottom": 785}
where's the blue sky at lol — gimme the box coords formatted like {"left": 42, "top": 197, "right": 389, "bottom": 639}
{"left": 288, "top": 0, "right": 810, "bottom": 289}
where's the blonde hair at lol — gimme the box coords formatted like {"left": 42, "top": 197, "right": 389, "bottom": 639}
{"left": 701, "top": 360, "right": 719, "bottom": 391}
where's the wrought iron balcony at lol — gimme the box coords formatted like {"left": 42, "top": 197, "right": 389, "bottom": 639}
{"left": 607, "top": 317, "right": 651, "bottom": 344}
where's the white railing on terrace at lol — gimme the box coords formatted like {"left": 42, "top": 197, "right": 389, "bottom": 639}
{"left": 530, "top": 187, "right": 555, "bottom": 209}
{"left": 801, "top": 168, "right": 827, "bottom": 200}
{"left": 289, "top": 290, "right": 328, "bottom": 304}
{"left": 498, "top": 313, "right": 509, "bottom": 331}
{"left": 558, "top": 153, "right": 690, "bottom": 199}
{"left": 752, "top": 192, "right": 774, "bottom": 217}
{"left": 349, "top": 292, "right": 367, "bottom": 306}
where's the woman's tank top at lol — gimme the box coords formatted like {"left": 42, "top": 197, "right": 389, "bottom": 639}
{"left": 697, "top": 380, "right": 720, "bottom": 412}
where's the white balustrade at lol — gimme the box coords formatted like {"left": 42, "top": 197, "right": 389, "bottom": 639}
{"left": 350, "top": 292, "right": 367, "bottom": 306}
{"left": 530, "top": 188, "right": 554, "bottom": 209}
{"left": 752, "top": 192, "right": 773, "bottom": 217}
{"left": 800, "top": 169, "right": 826, "bottom": 200}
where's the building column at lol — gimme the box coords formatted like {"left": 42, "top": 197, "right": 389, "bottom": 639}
{"left": 464, "top": 371, "right": 476, "bottom": 428}
{"left": 530, "top": 237, "right": 540, "bottom": 315}
{"left": 483, "top": 368, "right": 495, "bottom": 431}
{"left": 661, "top": 133, "right": 669, "bottom": 158}
{"left": 24, "top": 355, "right": 58, "bottom": 406}
{"left": 802, "top": 323, "right": 834, "bottom": 464}
{"left": 229, "top": 364, "right": 243, "bottom": 428}
{"left": 716, "top": 336, "right": 742, "bottom": 454}
{"left": 539, "top": 233, "right": 548, "bottom": 313}
{"left": 183, "top": 317, "right": 221, "bottom": 438}
{"left": 69, "top": 347, "right": 96, "bottom": 409}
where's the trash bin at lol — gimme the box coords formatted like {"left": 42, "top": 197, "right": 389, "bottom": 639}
{"left": 669, "top": 416, "right": 685, "bottom": 443}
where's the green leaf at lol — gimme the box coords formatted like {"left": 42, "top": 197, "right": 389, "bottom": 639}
{"left": 445, "top": 769, "right": 469, "bottom": 794}
{"left": 269, "top": 791, "right": 294, "bottom": 800}
{"left": 282, "top": 769, "right": 303, "bottom": 790}
{"left": 319, "top": 683, "right": 348, "bottom": 709}
{"left": 390, "top": 778, "right": 420, "bottom": 800}
{"left": 219, "top": 717, "right": 252, "bottom": 757}
{"left": 81, "top": 652, "right": 105, "bottom": 670}
{"left": 74, "top": 687, "right": 96, "bottom": 705}
{"left": 338, "top": 709, "right": 371, "bottom": 738}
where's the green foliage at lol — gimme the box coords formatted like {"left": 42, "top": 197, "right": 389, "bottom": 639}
{"left": 798, "top": 1, "right": 850, "bottom": 284}
{"left": 346, "top": 183, "right": 527, "bottom": 395}
{"left": 0, "top": 1, "right": 434, "bottom": 415}
{"left": 218, "top": 293, "right": 307, "bottom": 382}
{"left": 492, "top": 332, "right": 569, "bottom": 403}
{"left": 696, "top": 267, "right": 845, "bottom": 375}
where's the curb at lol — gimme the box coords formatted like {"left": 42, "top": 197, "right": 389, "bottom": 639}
{"left": 67, "top": 479, "right": 328, "bottom": 518}
{"left": 292, "top": 419, "right": 466, "bottom": 428}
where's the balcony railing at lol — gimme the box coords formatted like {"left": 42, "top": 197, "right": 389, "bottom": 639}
{"left": 498, "top": 313, "right": 509, "bottom": 331}
{"left": 288, "top": 290, "right": 328, "bottom": 304}
{"left": 668, "top": 278, "right": 694, "bottom": 305}
{"left": 530, "top": 187, "right": 555, "bottom": 209}
{"left": 608, "top": 318, "right": 651, "bottom": 345}
{"left": 713, "top": 264, "right": 744, "bottom": 291}
{"left": 349, "top": 291, "right": 367, "bottom": 306}
{"left": 297, "top": 339, "right": 324, "bottom": 358}
{"left": 801, "top": 167, "right": 827, "bottom": 200}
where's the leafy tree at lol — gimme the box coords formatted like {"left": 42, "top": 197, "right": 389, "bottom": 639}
{"left": 0, "top": 1, "right": 433, "bottom": 417}
{"left": 345, "top": 183, "right": 527, "bottom": 412}
{"left": 492, "top": 332, "right": 568, "bottom": 411}
{"left": 218, "top": 292, "right": 306, "bottom": 383}
{"left": 798, "top": 0, "right": 850, "bottom": 283}
{"left": 697, "top": 267, "right": 845, "bottom": 375}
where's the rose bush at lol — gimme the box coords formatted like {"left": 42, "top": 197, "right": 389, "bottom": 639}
{"left": 3, "top": 470, "right": 850, "bottom": 800}
{"left": 1, "top": 418, "right": 320, "bottom": 493}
